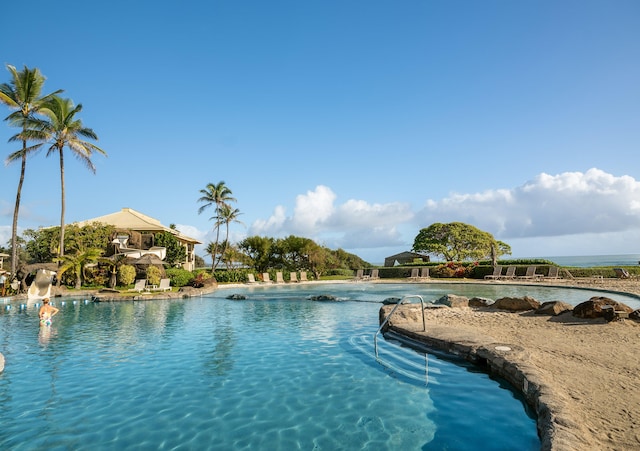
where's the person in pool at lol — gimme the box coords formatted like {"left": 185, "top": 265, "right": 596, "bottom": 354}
{"left": 38, "top": 298, "right": 59, "bottom": 326}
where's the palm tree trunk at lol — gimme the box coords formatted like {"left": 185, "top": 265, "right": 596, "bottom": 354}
{"left": 57, "top": 149, "right": 65, "bottom": 287}
{"left": 212, "top": 223, "right": 221, "bottom": 271}
{"left": 10, "top": 148, "right": 27, "bottom": 276}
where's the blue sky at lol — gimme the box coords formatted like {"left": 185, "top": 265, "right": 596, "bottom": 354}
{"left": 2, "top": 0, "right": 640, "bottom": 264}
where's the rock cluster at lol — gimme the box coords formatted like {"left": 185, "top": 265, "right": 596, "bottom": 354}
{"left": 433, "top": 293, "right": 639, "bottom": 320}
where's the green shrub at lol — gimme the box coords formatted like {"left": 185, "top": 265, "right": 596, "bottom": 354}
{"left": 166, "top": 268, "right": 194, "bottom": 287}
{"left": 118, "top": 264, "right": 136, "bottom": 286}
{"left": 214, "top": 269, "right": 246, "bottom": 283}
{"left": 146, "top": 266, "right": 162, "bottom": 286}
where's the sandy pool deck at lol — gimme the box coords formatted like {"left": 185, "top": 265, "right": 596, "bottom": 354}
{"left": 383, "top": 278, "right": 640, "bottom": 450}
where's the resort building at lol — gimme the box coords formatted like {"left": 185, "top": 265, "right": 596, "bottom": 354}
{"left": 384, "top": 251, "right": 430, "bottom": 267}
{"left": 74, "top": 208, "right": 201, "bottom": 271}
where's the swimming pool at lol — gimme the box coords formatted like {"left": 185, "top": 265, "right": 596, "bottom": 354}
{"left": 4, "top": 281, "right": 630, "bottom": 450}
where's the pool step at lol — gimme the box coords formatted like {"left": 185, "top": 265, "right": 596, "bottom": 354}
{"left": 348, "top": 333, "right": 443, "bottom": 386}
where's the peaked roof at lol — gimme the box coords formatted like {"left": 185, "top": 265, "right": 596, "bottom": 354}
{"left": 74, "top": 208, "right": 201, "bottom": 244}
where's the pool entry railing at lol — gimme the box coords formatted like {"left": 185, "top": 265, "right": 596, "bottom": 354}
{"left": 373, "top": 295, "right": 429, "bottom": 385}
{"left": 374, "top": 295, "right": 427, "bottom": 358}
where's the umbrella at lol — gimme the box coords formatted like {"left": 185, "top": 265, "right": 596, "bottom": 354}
{"left": 131, "top": 254, "right": 170, "bottom": 266}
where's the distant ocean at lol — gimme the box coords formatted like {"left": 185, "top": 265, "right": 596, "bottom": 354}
{"left": 539, "top": 254, "right": 640, "bottom": 268}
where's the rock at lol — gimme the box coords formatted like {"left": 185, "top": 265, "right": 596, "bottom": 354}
{"left": 573, "top": 297, "right": 633, "bottom": 319}
{"left": 435, "top": 294, "right": 469, "bottom": 308}
{"left": 226, "top": 294, "right": 246, "bottom": 300}
{"left": 0, "top": 352, "right": 4, "bottom": 373}
{"left": 493, "top": 296, "right": 540, "bottom": 311}
{"left": 469, "top": 297, "right": 494, "bottom": 308}
{"left": 382, "top": 297, "right": 402, "bottom": 305}
{"left": 630, "top": 309, "right": 640, "bottom": 320}
{"left": 535, "top": 301, "right": 573, "bottom": 316}
{"left": 310, "top": 294, "right": 338, "bottom": 301}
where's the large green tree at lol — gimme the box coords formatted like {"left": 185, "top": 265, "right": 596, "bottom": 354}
{"left": 412, "top": 222, "right": 511, "bottom": 262}
{"left": 40, "top": 96, "right": 106, "bottom": 263}
{"left": 0, "top": 65, "right": 62, "bottom": 276}
{"left": 237, "top": 236, "right": 275, "bottom": 273}
{"left": 197, "top": 181, "right": 237, "bottom": 270}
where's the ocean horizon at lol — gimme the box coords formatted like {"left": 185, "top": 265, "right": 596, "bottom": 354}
{"left": 539, "top": 254, "right": 640, "bottom": 268}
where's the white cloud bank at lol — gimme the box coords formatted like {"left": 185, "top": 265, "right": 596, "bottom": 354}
{"left": 246, "top": 169, "right": 640, "bottom": 260}
{"left": 250, "top": 185, "right": 413, "bottom": 250}
{"left": 415, "top": 168, "right": 640, "bottom": 239}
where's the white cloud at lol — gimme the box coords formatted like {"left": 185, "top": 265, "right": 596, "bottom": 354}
{"left": 248, "top": 185, "right": 413, "bottom": 249}
{"left": 415, "top": 168, "right": 640, "bottom": 239}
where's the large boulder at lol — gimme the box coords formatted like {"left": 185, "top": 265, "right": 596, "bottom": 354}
{"left": 469, "top": 297, "right": 494, "bottom": 308}
{"left": 573, "top": 297, "right": 633, "bottom": 319}
{"left": 435, "top": 294, "right": 469, "bottom": 308}
{"left": 535, "top": 301, "right": 573, "bottom": 316}
{"left": 493, "top": 296, "right": 540, "bottom": 311}
{"left": 310, "top": 294, "right": 339, "bottom": 302}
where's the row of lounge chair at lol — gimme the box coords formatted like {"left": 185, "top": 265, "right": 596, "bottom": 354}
{"left": 354, "top": 269, "right": 381, "bottom": 281}
{"left": 247, "top": 271, "right": 309, "bottom": 284}
{"left": 132, "top": 278, "right": 172, "bottom": 292}
{"left": 354, "top": 267, "right": 430, "bottom": 282}
{"left": 484, "top": 265, "right": 557, "bottom": 281}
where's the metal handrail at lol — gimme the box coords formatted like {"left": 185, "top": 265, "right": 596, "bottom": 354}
{"left": 374, "top": 295, "right": 426, "bottom": 358}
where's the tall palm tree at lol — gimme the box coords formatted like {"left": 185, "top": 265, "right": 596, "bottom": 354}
{"left": 197, "top": 181, "right": 236, "bottom": 270}
{"left": 40, "top": 95, "right": 106, "bottom": 262}
{"left": 216, "top": 203, "right": 243, "bottom": 268}
{"left": 0, "top": 65, "right": 62, "bottom": 276}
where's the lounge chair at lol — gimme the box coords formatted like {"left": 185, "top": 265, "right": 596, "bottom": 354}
{"left": 299, "top": 271, "right": 308, "bottom": 282}
{"left": 544, "top": 266, "right": 560, "bottom": 280}
{"left": 262, "top": 272, "right": 273, "bottom": 283}
{"left": 484, "top": 265, "right": 503, "bottom": 280}
{"left": 499, "top": 266, "right": 516, "bottom": 280}
{"left": 409, "top": 268, "right": 419, "bottom": 281}
{"left": 613, "top": 268, "right": 637, "bottom": 279}
{"left": 153, "top": 278, "right": 171, "bottom": 292}
{"left": 275, "top": 272, "right": 285, "bottom": 283}
{"left": 132, "top": 279, "right": 147, "bottom": 292}
{"left": 563, "top": 269, "right": 603, "bottom": 284}
{"left": 290, "top": 272, "right": 299, "bottom": 283}
{"left": 518, "top": 266, "right": 542, "bottom": 280}
{"left": 246, "top": 273, "right": 257, "bottom": 284}
{"left": 420, "top": 267, "right": 430, "bottom": 279}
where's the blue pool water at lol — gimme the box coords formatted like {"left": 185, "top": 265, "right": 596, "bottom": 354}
{"left": 4, "top": 281, "right": 633, "bottom": 450}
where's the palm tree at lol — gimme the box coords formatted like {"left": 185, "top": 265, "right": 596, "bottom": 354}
{"left": 197, "top": 181, "right": 236, "bottom": 270}
{"left": 40, "top": 96, "right": 106, "bottom": 264}
{"left": 0, "top": 65, "right": 62, "bottom": 276}
{"left": 56, "top": 247, "right": 103, "bottom": 289}
{"left": 216, "top": 203, "right": 243, "bottom": 268}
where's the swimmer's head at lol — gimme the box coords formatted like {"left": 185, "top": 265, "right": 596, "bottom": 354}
{"left": 43, "top": 298, "right": 50, "bottom": 304}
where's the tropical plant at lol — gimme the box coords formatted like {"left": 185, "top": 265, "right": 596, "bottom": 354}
{"left": 154, "top": 231, "right": 186, "bottom": 267}
{"left": 197, "top": 181, "right": 237, "bottom": 271}
{"left": 146, "top": 265, "right": 161, "bottom": 286}
{"left": 217, "top": 203, "right": 243, "bottom": 267}
{"left": 99, "top": 253, "right": 128, "bottom": 288}
{"left": 40, "top": 95, "right": 106, "bottom": 264}
{"left": 55, "top": 247, "right": 103, "bottom": 289}
{"left": 118, "top": 264, "right": 136, "bottom": 286}
{"left": 412, "top": 222, "right": 511, "bottom": 262}
{"left": 0, "top": 65, "right": 62, "bottom": 275}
